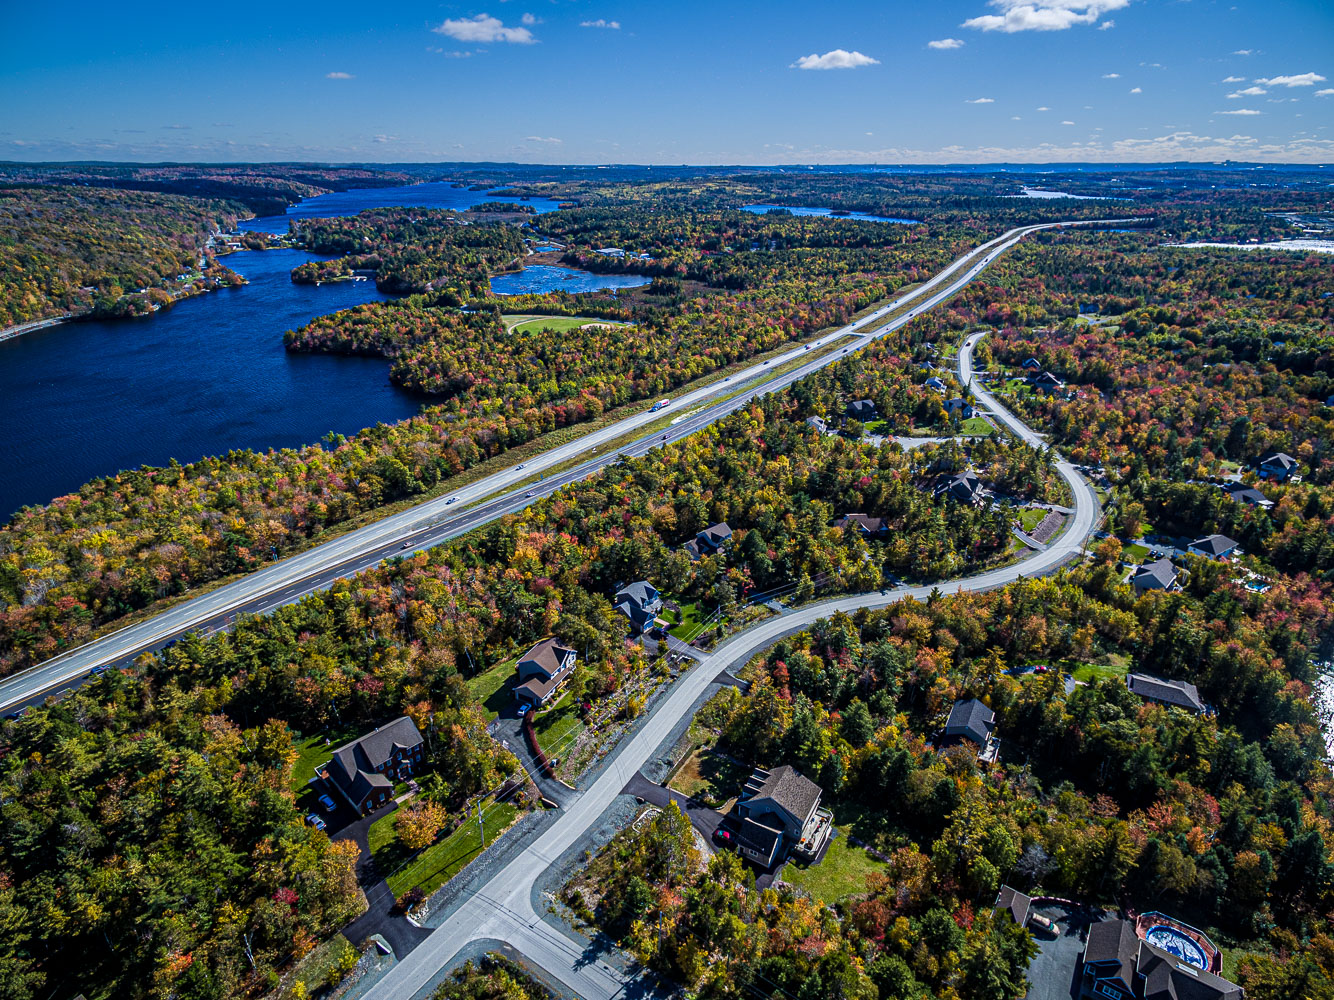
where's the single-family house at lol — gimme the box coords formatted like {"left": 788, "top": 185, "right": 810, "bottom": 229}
{"left": 683, "top": 522, "right": 733, "bottom": 560}
{"left": 1127, "top": 673, "right": 1205, "bottom": 714}
{"left": 1021, "top": 357, "right": 1042, "bottom": 371}
{"left": 1188, "top": 534, "right": 1239, "bottom": 561}
{"left": 1131, "top": 558, "right": 1180, "bottom": 592}
{"left": 1029, "top": 371, "right": 1066, "bottom": 395}
{"left": 944, "top": 398, "right": 975, "bottom": 419}
{"left": 934, "top": 470, "right": 985, "bottom": 505}
{"left": 1219, "top": 482, "right": 1273, "bottom": 510}
{"left": 993, "top": 885, "right": 1033, "bottom": 929}
{"left": 728, "top": 766, "right": 833, "bottom": 868}
{"left": 942, "top": 698, "right": 998, "bottom": 760}
{"left": 1079, "top": 918, "right": 1241, "bottom": 1000}
{"left": 1257, "top": 451, "right": 1297, "bottom": 481}
{"left": 613, "top": 581, "right": 662, "bottom": 634}
{"left": 805, "top": 416, "right": 828, "bottom": 433}
{"left": 916, "top": 360, "right": 936, "bottom": 372}
{"left": 319, "top": 716, "right": 425, "bottom": 815}
{"left": 515, "top": 637, "right": 578, "bottom": 707}
{"left": 923, "top": 376, "right": 948, "bottom": 392}
{"left": 846, "top": 399, "right": 879, "bottom": 421}
{"left": 834, "top": 513, "right": 889, "bottom": 537}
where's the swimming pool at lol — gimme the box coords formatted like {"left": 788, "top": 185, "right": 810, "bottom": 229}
{"left": 1143, "top": 925, "right": 1208, "bottom": 969}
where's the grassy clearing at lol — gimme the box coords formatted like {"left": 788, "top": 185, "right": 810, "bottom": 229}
{"left": 534, "top": 692, "right": 585, "bottom": 760}
{"left": 1123, "top": 542, "right": 1151, "bottom": 562}
{"left": 290, "top": 724, "right": 361, "bottom": 793}
{"left": 1071, "top": 653, "right": 1131, "bottom": 684}
{"left": 503, "top": 314, "right": 628, "bottom": 335}
{"left": 668, "top": 600, "right": 709, "bottom": 641}
{"left": 1016, "top": 508, "right": 1048, "bottom": 533}
{"left": 372, "top": 798, "right": 521, "bottom": 898}
{"left": 466, "top": 656, "right": 518, "bottom": 722}
{"left": 780, "top": 827, "right": 883, "bottom": 904}
{"left": 959, "top": 416, "right": 994, "bottom": 436}
{"left": 668, "top": 748, "right": 751, "bottom": 807}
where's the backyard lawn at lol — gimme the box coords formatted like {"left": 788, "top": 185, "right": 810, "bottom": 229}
{"left": 1071, "top": 654, "right": 1131, "bottom": 684}
{"left": 533, "top": 693, "right": 585, "bottom": 761}
{"left": 959, "top": 416, "right": 994, "bottom": 436}
{"left": 290, "top": 724, "right": 362, "bottom": 792}
{"left": 466, "top": 656, "right": 518, "bottom": 722}
{"left": 668, "top": 747, "right": 751, "bottom": 808}
{"left": 1016, "top": 508, "right": 1048, "bottom": 533}
{"left": 668, "top": 600, "right": 709, "bottom": 641}
{"left": 369, "top": 798, "right": 521, "bottom": 898}
{"left": 779, "top": 826, "right": 883, "bottom": 904}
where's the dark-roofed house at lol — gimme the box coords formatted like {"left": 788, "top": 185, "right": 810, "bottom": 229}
{"left": 683, "top": 522, "right": 733, "bottom": 560}
{"left": 515, "top": 637, "right": 578, "bottom": 707}
{"left": 834, "top": 513, "right": 888, "bottom": 537}
{"left": 943, "top": 698, "right": 998, "bottom": 761}
{"left": 945, "top": 398, "right": 975, "bottom": 419}
{"left": 1079, "top": 918, "right": 1243, "bottom": 1000}
{"left": 1029, "top": 370, "right": 1067, "bottom": 395}
{"left": 934, "top": 470, "right": 985, "bottom": 505}
{"left": 1021, "top": 357, "right": 1042, "bottom": 370}
{"left": 805, "top": 416, "right": 828, "bottom": 433}
{"left": 847, "top": 399, "right": 878, "bottom": 421}
{"left": 727, "top": 765, "right": 832, "bottom": 868}
{"left": 1131, "top": 558, "right": 1180, "bottom": 592}
{"left": 916, "top": 360, "right": 936, "bottom": 371}
{"left": 1257, "top": 451, "right": 1297, "bottom": 482}
{"left": 1127, "top": 673, "right": 1205, "bottom": 714}
{"left": 1188, "top": 534, "right": 1239, "bottom": 561}
{"left": 993, "top": 885, "right": 1033, "bottom": 929}
{"left": 319, "top": 716, "right": 425, "bottom": 815}
{"left": 1219, "top": 481, "right": 1273, "bottom": 510}
{"left": 924, "top": 376, "right": 948, "bottom": 392}
{"left": 613, "top": 581, "right": 662, "bottom": 634}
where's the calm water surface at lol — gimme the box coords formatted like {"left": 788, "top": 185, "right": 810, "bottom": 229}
{"left": 0, "top": 249, "right": 419, "bottom": 518}
{"left": 241, "top": 182, "right": 562, "bottom": 234}
{"left": 490, "top": 265, "right": 650, "bottom": 295}
{"left": 741, "top": 204, "right": 919, "bottom": 223}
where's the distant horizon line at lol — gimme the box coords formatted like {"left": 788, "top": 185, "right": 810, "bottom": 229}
{"left": 1, "top": 158, "right": 1330, "bottom": 172}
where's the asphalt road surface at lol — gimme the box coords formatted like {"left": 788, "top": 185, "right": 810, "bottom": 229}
{"left": 0, "top": 216, "right": 1133, "bottom": 718}
{"left": 355, "top": 246, "right": 1105, "bottom": 1000}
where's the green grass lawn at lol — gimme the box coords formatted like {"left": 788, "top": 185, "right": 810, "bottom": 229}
{"left": 503, "top": 314, "right": 625, "bottom": 335}
{"left": 668, "top": 748, "right": 751, "bottom": 807}
{"left": 466, "top": 656, "right": 518, "bottom": 722}
{"left": 371, "top": 798, "right": 520, "bottom": 898}
{"left": 780, "top": 826, "right": 883, "bottom": 904}
{"left": 1071, "top": 654, "right": 1131, "bottom": 684}
{"left": 959, "top": 416, "right": 994, "bottom": 436}
{"left": 1123, "top": 542, "right": 1151, "bottom": 562}
{"left": 1016, "top": 508, "right": 1048, "bottom": 533}
{"left": 668, "top": 600, "right": 709, "bottom": 641}
{"left": 533, "top": 693, "right": 585, "bottom": 760}
{"left": 290, "top": 724, "right": 362, "bottom": 793}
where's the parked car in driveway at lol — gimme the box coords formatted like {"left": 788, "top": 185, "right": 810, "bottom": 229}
{"left": 306, "top": 813, "right": 327, "bottom": 831}
{"left": 318, "top": 793, "right": 336, "bottom": 812}
{"left": 517, "top": 703, "right": 530, "bottom": 717}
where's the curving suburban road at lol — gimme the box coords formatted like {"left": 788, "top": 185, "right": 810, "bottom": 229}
{"left": 0, "top": 217, "right": 1132, "bottom": 716}
{"left": 355, "top": 262, "right": 1105, "bottom": 1000}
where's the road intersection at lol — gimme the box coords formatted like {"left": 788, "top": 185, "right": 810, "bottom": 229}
{"left": 0, "top": 218, "right": 1131, "bottom": 719}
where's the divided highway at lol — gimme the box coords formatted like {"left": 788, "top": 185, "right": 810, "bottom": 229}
{"left": 0, "top": 217, "right": 1133, "bottom": 715}
{"left": 356, "top": 270, "right": 1105, "bottom": 1000}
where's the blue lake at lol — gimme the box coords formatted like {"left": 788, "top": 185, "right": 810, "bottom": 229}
{"left": 240, "top": 182, "right": 563, "bottom": 234}
{"left": 490, "top": 265, "right": 650, "bottom": 296}
{"left": 741, "top": 204, "right": 919, "bottom": 224}
{"left": 0, "top": 248, "right": 419, "bottom": 518}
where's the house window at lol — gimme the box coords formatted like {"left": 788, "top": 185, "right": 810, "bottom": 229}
{"left": 1095, "top": 982, "right": 1125, "bottom": 1000}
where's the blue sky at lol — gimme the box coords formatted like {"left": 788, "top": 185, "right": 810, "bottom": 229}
{"left": 2, "top": 0, "right": 1331, "bottom": 163}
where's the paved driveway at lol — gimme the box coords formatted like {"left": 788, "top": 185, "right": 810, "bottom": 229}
{"left": 1024, "top": 903, "right": 1107, "bottom": 1000}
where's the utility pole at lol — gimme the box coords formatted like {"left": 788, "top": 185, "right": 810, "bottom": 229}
{"left": 478, "top": 807, "right": 486, "bottom": 848}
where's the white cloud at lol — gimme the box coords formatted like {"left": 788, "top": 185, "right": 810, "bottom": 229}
{"left": 433, "top": 14, "right": 536, "bottom": 44}
{"left": 1061, "top": 120, "right": 1075, "bottom": 125}
{"left": 792, "top": 49, "right": 880, "bottom": 70}
{"left": 1098, "top": 19, "right": 1115, "bottom": 30}
{"left": 962, "top": 0, "right": 1129, "bottom": 34}
{"left": 1233, "top": 49, "right": 1252, "bottom": 56}
{"left": 521, "top": 13, "right": 539, "bottom": 26}
{"left": 928, "top": 38, "right": 965, "bottom": 49}
{"left": 1217, "top": 108, "right": 1261, "bottom": 115}
{"left": 1036, "top": 106, "right": 1051, "bottom": 111}
{"left": 326, "top": 71, "right": 354, "bottom": 79}
{"left": 1130, "top": 87, "right": 1142, "bottom": 94}
{"left": 1317, "top": 89, "right": 1334, "bottom": 97}
{"left": 580, "top": 18, "right": 621, "bottom": 29}
{"left": 966, "top": 97, "right": 995, "bottom": 103}
{"left": 1011, "top": 115, "right": 1022, "bottom": 120}
{"left": 524, "top": 135, "right": 562, "bottom": 144}
{"left": 1228, "top": 86, "right": 1267, "bottom": 98}
{"left": 1254, "top": 72, "right": 1326, "bottom": 87}
{"left": 1102, "top": 72, "right": 1119, "bottom": 78}
{"left": 1222, "top": 75, "right": 1245, "bottom": 83}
